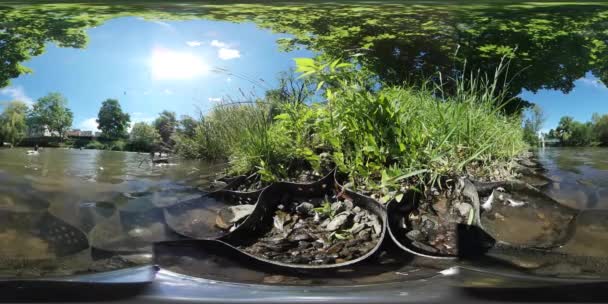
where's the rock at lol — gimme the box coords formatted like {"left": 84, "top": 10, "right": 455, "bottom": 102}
{"left": 455, "top": 202, "right": 473, "bottom": 218}
{"left": 273, "top": 211, "right": 291, "bottom": 231}
{"left": 406, "top": 229, "right": 423, "bottom": 241}
{"left": 208, "top": 181, "right": 228, "bottom": 191}
{"left": 432, "top": 197, "right": 449, "bottom": 215}
{"left": 330, "top": 201, "right": 346, "bottom": 214}
{"left": 326, "top": 243, "right": 344, "bottom": 254}
{"left": 313, "top": 212, "right": 321, "bottom": 223}
{"left": 350, "top": 222, "right": 367, "bottom": 234}
{"left": 353, "top": 206, "right": 361, "bottom": 213}
{"left": 367, "top": 214, "right": 382, "bottom": 236}
{"left": 326, "top": 212, "right": 352, "bottom": 231}
{"left": 412, "top": 241, "right": 438, "bottom": 253}
{"left": 357, "top": 229, "right": 372, "bottom": 241}
{"left": 288, "top": 231, "right": 313, "bottom": 242}
{"left": 353, "top": 212, "right": 364, "bottom": 224}
{"left": 296, "top": 202, "right": 314, "bottom": 216}
{"left": 216, "top": 204, "right": 255, "bottom": 229}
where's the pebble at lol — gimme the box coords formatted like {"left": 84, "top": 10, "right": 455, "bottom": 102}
{"left": 455, "top": 202, "right": 472, "bottom": 218}
{"left": 412, "top": 241, "right": 438, "bottom": 253}
{"left": 296, "top": 202, "right": 314, "bottom": 216}
{"left": 326, "top": 212, "right": 351, "bottom": 231}
{"left": 406, "top": 229, "right": 423, "bottom": 241}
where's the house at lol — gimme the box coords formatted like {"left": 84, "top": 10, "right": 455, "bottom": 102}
{"left": 80, "top": 131, "right": 93, "bottom": 137}
{"left": 66, "top": 129, "right": 82, "bottom": 137}
{"left": 28, "top": 125, "right": 59, "bottom": 137}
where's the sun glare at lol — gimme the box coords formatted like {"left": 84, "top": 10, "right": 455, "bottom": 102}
{"left": 149, "top": 48, "right": 209, "bottom": 80}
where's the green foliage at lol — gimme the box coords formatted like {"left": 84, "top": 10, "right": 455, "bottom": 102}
{"left": 0, "top": 101, "right": 29, "bottom": 145}
{"left": 176, "top": 56, "right": 526, "bottom": 190}
{"left": 97, "top": 99, "right": 130, "bottom": 140}
{"left": 178, "top": 115, "right": 198, "bottom": 138}
{"left": 108, "top": 139, "right": 126, "bottom": 151}
{"left": 129, "top": 122, "right": 160, "bottom": 152}
{"left": 154, "top": 111, "right": 178, "bottom": 145}
{"left": 548, "top": 114, "right": 608, "bottom": 146}
{"left": 84, "top": 140, "right": 105, "bottom": 150}
{"left": 522, "top": 105, "right": 545, "bottom": 146}
{"left": 29, "top": 93, "right": 73, "bottom": 138}
{"left": 594, "top": 114, "right": 608, "bottom": 146}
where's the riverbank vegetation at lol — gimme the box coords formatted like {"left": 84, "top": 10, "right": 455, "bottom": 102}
{"left": 546, "top": 114, "right": 608, "bottom": 147}
{"left": 173, "top": 57, "right": 527, "bottom": 197}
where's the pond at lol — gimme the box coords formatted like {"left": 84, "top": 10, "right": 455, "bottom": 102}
{"left": 1, "top": 0, "right": 608, "bottom": 283}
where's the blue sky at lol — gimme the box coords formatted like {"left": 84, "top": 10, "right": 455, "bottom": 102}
{"left": 0, "top": 16, "right": 605, "bottom": 133}
{"left": 0, "top": 17, "right": 313, "bottom": 131}
{"left": 521, "top": 73, "right": 608, "bottom": 132}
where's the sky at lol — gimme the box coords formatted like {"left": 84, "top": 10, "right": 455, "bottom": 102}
{"left": 0, "top": 16, "right": 605, "bottom": 133}
{"left": 0, "top": 17, "right": 312, "bottom": 132}
{"left": 520, "top": 73, "right": 608, "bottom": 133}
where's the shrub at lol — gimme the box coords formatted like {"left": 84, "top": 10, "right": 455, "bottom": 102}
{"left": 84, "top": 140, "right": 105, "bottom": 150}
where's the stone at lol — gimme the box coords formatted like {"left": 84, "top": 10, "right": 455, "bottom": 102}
{"left": 216, "top": 204, "right": 255, "bottom": 229}
{"left": 330, "top": 201, "right": 346, "bottom": 214}
{"left": 295, "top": 202, "right": 314, "bottom": 216}
{"left": 368, "top": 214, "right": 382, "bottom": 236}
{"left": 412, "top": 241, "right": 438, "bottom": 253}
{"left": 350, "top": 222, "right": 367, "bottom": 234}
{"left": 353, "top": 206, "right": 361, "bottom": 213}
{"left": 455, "top": 202, "right": 473, "bottom": 218}
{"left": 406, "top": 229, "right": 423, "bottom": 241}
{"left": 326, "top": 212, "right": 352, "bottom": 231}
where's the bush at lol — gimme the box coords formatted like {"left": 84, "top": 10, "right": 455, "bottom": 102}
{"left": 109, "top": 140, "right": 126, "bottom": 151}
{"left": 175, "top": 57, "right": 527, "bottom": 193}
{"left": 84, "top": 140, "right": 105, "bottom": 150}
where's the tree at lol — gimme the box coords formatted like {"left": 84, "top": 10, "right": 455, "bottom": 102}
{"left": 593, "top": 114, "right": 608, "bottom": 146}
{"left": 178, "top": 115, "right": 198, "bottom": 138}
{"left": 29, "top": 93, "right": 73, "bottom": 138}
{"left": 0, "top": 101, "right": 29, "bottom": 146}
{"left": 522, "top": 105, "right": 545, "bottom": 146}
{"left": 97, "top": 99, "right": 130, "bottom": 140}
{"left": 154, "top": 111, "right": 177, "bottom": 145}
{"left": 129, "top": 122, "right": 160, "bottom": 152}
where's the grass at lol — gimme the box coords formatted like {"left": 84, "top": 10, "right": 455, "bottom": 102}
{"left": 173, "top": 57, "right": 527, "bottom": 198}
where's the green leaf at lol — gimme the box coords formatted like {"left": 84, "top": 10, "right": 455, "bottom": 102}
{"left": 393, "top": 169, "right": 429, "bottom": 182}
{"left": 395, "top": 192, "right": 404, "bottom": 202}
{"left": 467, "top": 208, "right": 475, "bottom": 226}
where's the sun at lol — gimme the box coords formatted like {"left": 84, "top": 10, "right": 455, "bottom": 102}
{"left": 149, "top": 47, "right": 209, "bottom": 80}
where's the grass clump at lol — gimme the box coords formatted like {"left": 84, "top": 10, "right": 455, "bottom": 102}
{"left": 175, "top": 56, "right": 527, "bottom": 196}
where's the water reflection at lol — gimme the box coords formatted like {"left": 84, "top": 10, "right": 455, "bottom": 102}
{"left": 538, "top": 147, "right": 608, "bottom": 209}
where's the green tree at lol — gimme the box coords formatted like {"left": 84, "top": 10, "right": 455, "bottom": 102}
{"left": 593, "top": 114, "right": 608, "bottom": 146}
{"left": 178, "top": 115, "right": 198, "bottom": 138}
{"left": 0, "top": 101, "right": 29, "bottom": 145}
{"left": 154, "top": 111, "right": 177, "bottom": 145}
{"left": 29, "top": 93, "right": 73, "bottom": 138}
{"left": 129, "top": 122, "right": 160, "bottom": 152}
{"left": 522, "top": 105, "right": 545, "bottom": 146}
{"left": 96, "top": 99, "right": 130, "bottom": 140}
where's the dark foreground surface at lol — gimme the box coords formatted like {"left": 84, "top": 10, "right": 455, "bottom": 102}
{"left": 4, "top": 266, "right": 608, "bottom": 303}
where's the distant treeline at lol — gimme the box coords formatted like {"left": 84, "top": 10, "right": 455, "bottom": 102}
{"left": 0, "top": 93, "right": 196, "bottom": 153}
{"left": 546, "top": 114, "right": 608, "bottom": 146}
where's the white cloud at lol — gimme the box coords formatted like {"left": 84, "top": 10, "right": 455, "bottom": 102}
{"left": 186, "top": 40, "right": 203, "bottom": 47}
{"left": 208, "top": 97, "right": 222, "bottom": 102}
{"left": 218, "top": 48, "right": 241, "bottom": 60}
{"left": 210, "top": 40, "right": 228, "bottom": 48}
{"left": 151, "top": 20, "right": 174, "bottom": 31}
{"left": 578, "top": 77, "right": 606, "bottom": 89}
{"left": 0, "top": 86, "right": 33, "bottom": 105}
{"left": 209, "top": 40, "right": 241, "bottom": 60}
{"left": 79, "top": 117, "right": 100, "bottom": 132}
{"left": 163, "top": 88, "right": 173, "bottom": 95}
{"left": 226, "top": 77, "right": 233, "bottom": 82}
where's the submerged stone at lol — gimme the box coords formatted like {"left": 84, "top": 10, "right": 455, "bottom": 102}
{"left": 216, "top": 204, "right": 255, "bottom": 230}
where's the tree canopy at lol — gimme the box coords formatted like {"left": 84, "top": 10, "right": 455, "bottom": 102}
{"left": 0, "top": 100, "right": 29, "bottom": 145}
{"left": 97, "top": 99, "right": 130, "bottom": 139}
{"left": 129, "top": 122, "right": 160, "bottom": 152}
{"left": 154, "top": 110, "right": 177, "bottom": 145}
{"left": 1, "top": 2, "right": 608, "bottom": 113}
{"left": 29, "top": 93, "right": 73, "bottom": 138}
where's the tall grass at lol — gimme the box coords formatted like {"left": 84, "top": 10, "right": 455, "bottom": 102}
{"left": 174, "top": 57, "right": 527, "bottom": 196}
